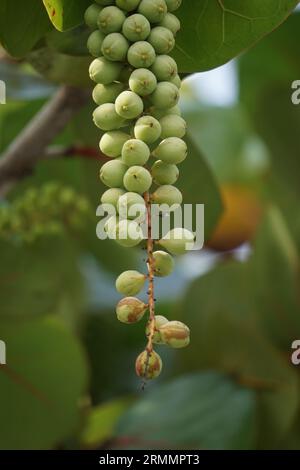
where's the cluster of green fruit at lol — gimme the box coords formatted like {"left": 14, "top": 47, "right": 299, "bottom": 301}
{"left": 0, "top": 183, "right": 92, "bottom": 243}
{"left": 85, "top": 0, "right": 193, "bottom": 380}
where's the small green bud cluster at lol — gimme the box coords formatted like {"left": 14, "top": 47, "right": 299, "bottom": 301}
{"left": 85, "top": 0, "right": 192, "bottom": 381}
{"left": 0, "top": 183, "right": 92, "bottom": 243}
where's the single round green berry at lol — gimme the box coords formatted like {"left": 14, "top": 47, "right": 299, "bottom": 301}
{"left": 116, "top": 270, "right": 146, "bottom": 296}
{"left": 100, "top": 159, "right": 128, "bottom": 187}
{"left": 150, "top": 82, "right": 179, "bottom": 109}
{"left": 98, "top": 6, "right": 126, "bottom": 34}
{"left": 100, "top": 131, "right": 130, "bottom": 157}
{"left": 92, "top": 82, "right": 125, "bottom": 105}
{"left": 153, "top": 137, "right": 187, "bottom": 164}
{"left": 170, "top": 74, "right": 181, "bottom": 89}
{"left": 101, "top": 188, "right": 126, "bottom": 208}
{"left": 118, "top": 192, "right": 146, "bottom": 219}
{"left": 101, "top": 33, "right": 129, "bottom": 61}
{"left": 116, "top": 297, "right": 148, "bottom": 324}
{"left": 84, "top": 4, "right": 102, "bottom": 30}
{"left": 122, "top": 14, "right": 151, "bottom": 42}
{"left": 159, "top": 12, "right": 181, "bottom": 35}
{"left": 129, "top": 68, "right": 157, "bottom": 97}
{"left": 145, "top": 315, "right": 168, "bottom": 343}
{"left": 165, "top": 0, "right": 182, "bottom": 12}
{"left": 159, "top": 114, "right": 186, "bottom": 139}
{"left": 135, "top": 350, "right": 162, "bottom": 379}
{"left": 152, "top": 184, "right": 182, "bottom": 206}
{"left": 158, "top": 228, "right": 195, "bottom": 255}
{"left": 151, "top": 55, "right": 178, "bottom": 81}
{"left": 148, "top": 26, "right": 175, "bottom": 54}
{"left": 115, "top": 91, "right": 144, "bottom": 119}
{"left": 127, "top": 41, "right": 156, "bottom": 68}
{"left": 122, "top": 139, "right": 150, "bottom": 166}
{"left": 134, "top": 116, "right": 161, "bottom": 144}
{"left": 93, "top": 103, "right": 125, "bottom": 130}
{"left": 116, "top": 0, "right": 141, "bottom": 12}
{"left": 153, "top": 250, "right": 174, "bottom": 277}
{"left": 151, "top": 160, "right": 179, "bottom": 185}
{"left": 123, "top": 166, "right": 152, "bottom": 194}
{"left": 138, "top": 0, "right": 167, "bottom": 23}
{"left": 160, "top": 320, "right": 190, "bottom": 348}
{"left": 89, "top": 57, "right": 122, "bottom": 84}
{"left": 87, "top": 30, "right": 105, "bottom": 57}
{"left": 116, "top": 219, "right": 143, "bottom": 247}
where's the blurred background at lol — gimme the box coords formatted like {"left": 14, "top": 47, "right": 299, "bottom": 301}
{"left": 0, "top": 5, "right": 300, "bottom": 451}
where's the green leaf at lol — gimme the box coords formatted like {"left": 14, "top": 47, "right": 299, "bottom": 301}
{"left": 0, "top": 1, "right": 52, "bottom": 57}
{"left": 177, "top": 133, "right": 223, "bottom": 239}
{"left": 115, "top": 372, "right": 257, "bottom": 450}
{"left": 0, "top": 237, "right": 84, "bottom": 319}
{"left": 43, "top": 0, "right": 91, "bottom": 31}
{"left": 175, "top": 0, "right": 298, "bottom": 72}
{"left": 0, "top": 316, "right": 88, "bottom": 449}
{"left": 251, "top": 206, "right": 300, "bottom": 348}
{"left": 179, "top": 261, "right": 299, "bottom": 447}
{"left": 81, "top": 398, "right": 132, "bottom": 449}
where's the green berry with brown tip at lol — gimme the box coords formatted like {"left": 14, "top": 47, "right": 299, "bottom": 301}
{"left": 153, "top": 137, "right": 187, "bottom": 164}
{"left": 153, "top": 250, "right": 175, "bottom": 277}
{"left": 98, "top": 5, "right": 126, "bottom": 34}
{"left": 138, "top": 0, "right": 167, "bottom": 23}
{"left": 151, "top": 54, "right": 178, "bottom": 81}
{"left": 159, "top": 12, "right": 181, "bottom": 35}
{"left": 128, "top": 41, "right": 156, "bottom": 68}
{"left": 122, "top": 14, "right": 151, "bottom": 42}
{"left": 116, "top": 270, "right": 146, "bottom": 296}
{"left": 160, "top": 320, "right": 190, "bottom": 348}
{"left": 116, "top": 297, "right": 148, "bottom": 324}
{"left": 135, "top": 350, "right": 162, "bottom": 379}
{"left": 101, "top": 33, "right": 129, "bottom": 61}
{"left": 148, "top": 26, "right": 175, "bottom": 54}
{"left": 134, "top": 116, "right": 161, "bottom": 144}
{"left": 158, "top": 228, "right": 195, "bottom": 255}
{"left": 93, "top": 103, "right": 125, "bottom": 131}
{"left": 129, "top": 68, "right": 157, "bottom": 97}
{"left": 122, "top": 139, "right": 150, "bottom": 166}
{"left": 115, "top": 91, "right": 144, "bottom": 120}
{"left": 100, "top": 131, "right": 130, "bottom": 158}
{"left": 123, "top": 166, "right": 152, "bottom": 194}
{"left": 151, "top": 160, "right": 179, "bottom": 185}
{"left": 100, "top": 159, "right": 128, "bottom": 187}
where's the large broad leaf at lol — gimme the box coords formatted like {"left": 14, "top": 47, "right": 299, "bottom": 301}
{"left": 177, "top": 133, "right": 223, "bottom": 239}
{"left": 179, "top": 261, "right": 299, "bottom": 448}
{"left": 0, "top": 1, "right": 52, "bottom": 57}
{"left": 175, "top": 0, "right": 299, "bottom": 72}
{"left": 115, "top": 372, "right": 257, "bottom": 450}
{"left": 250, "top": 207, "right": 300, "bottom": 348}
{"left": 43, "top": 0, "right": 91, "bottom": 31}
{"left": 0, "top": 316, "right": 88, "bottom": 449}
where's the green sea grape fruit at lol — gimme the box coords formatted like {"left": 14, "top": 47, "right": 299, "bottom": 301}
{"left": 123, "top": 166, "right": 152, "bottom": 193}
{"left": 101, "top": 32, "right": 129, "bottom": 61}
{"left": 84, "top": 4, "right": 103, "bottom": 30}
{"left": 151, "top": 160, "right": 179, "bottom": 185}
{"left": 159, "top": 320, "right": 190, "bottom": 348}
{"left": 148, "top": 26, "right": 175, "bottom": 54}
{"left": 135, "top": 350, "right": 162, "bottom": 379}
{"left": 127, "top": 41, "right": 156, "bottom": 68}
{"left": 158, "top": 228, "right": 195, "bottom": 255}
{"left": 158, "top": 12, "right": 181, "bottom": 35}
{"left": 93, "top": 103, "right": 125, "bottom": 130}
{"left": 92, "top": 82, "right": 125, "bottom": 105}
{"left": 98, "top": 5, "right": 126, "bottom": 34}
{"left": 101, "top": 188, "right": 126, "bottom": 208}
{"left": 99, "top": 159, "right": 128, "bottom": 187}
{"left": 115, "top": 90, "right": 144, "bottom": 119}
{"left": 165, "top": 0, "right": 182, "bottom": 12}
{"left": 153, "top": 137, "right": 187, "bottom": 164}
{"left": 153, "top": 250, "right": 174, "bottom": 277}
{"left": 122, "top": 13, "right": 151, "bottom": 42}
{"left": 116, "top": 297, "right": 148, "bottom": 324}
{"left": 116, "top": 219, "right": 144, "bottom": 247}
{"left": 116, "top": 270, "right": 146, "bottom": 295}
{"left": 150, "top": 82, "right": 179, "bottom": 109}
{"left": 118, "top": 192, "right": 146, "bottom": 219}
{"left": 159, "top": 114, "right": 186, "bottom": 139}
{"left": 151, "top": 184, "right": 183, "bottom": 206}
{"left": 100, "top": 131, "right": 131, "bottom": 157}
{"left": 151, "top": 54, "right": 178, "bottom": 81}
{"left": 138, "top": 0, "right": 167, "bottom": 23}
{"left": 89, "top": 57, "right": 122, "bottom": 84}
{"left": 87, "top": 30, "right": 105, "bottom": 57}
{"left": 129, "top": 68, "right": 157, "bottom": 97}
{"left": 122, "top": 139, "right": 150, "bottom": 166}
{"left": 116, "top": 0, "right": 141, "bottom": 12}
{"left": 134, "top": 115, "right": 161, "bottom": 144}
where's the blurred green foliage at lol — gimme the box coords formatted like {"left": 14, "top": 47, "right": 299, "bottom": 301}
{"left": 0, "top": 0, "right": 299, "bottom": 452}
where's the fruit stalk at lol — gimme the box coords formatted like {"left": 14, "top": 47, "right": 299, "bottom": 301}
{"left": 144, "top": 191, "right": 156, "bottom": 356}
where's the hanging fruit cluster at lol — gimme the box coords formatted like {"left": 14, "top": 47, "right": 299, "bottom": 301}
{"left": 85, "top": 0, "right": 193, "bottom": 381}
